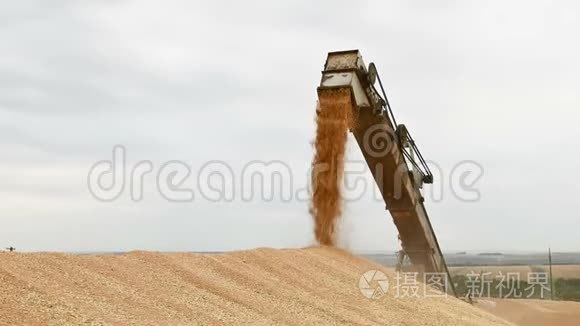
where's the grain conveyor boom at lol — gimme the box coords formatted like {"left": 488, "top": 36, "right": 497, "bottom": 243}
{"left": 317, "top": 49, "right": 456, "bottom": 296}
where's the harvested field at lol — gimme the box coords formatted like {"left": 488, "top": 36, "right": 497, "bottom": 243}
{"left": 451, "top": 264, "right": 580, "bottom": 280}
{"left": 450, "top": 265, "right": 537, "bottom": 280}
{"left": 551, "top": 264, "right": 580, "bottom": 279}
{"left": 0, "top": 247, "right": 512, "bottom": 326}
{"left": 477, "top": 298, "right": 580, "bottom": 326}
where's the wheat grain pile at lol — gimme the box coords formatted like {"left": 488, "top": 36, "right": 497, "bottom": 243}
{"left": 310, "top": 88, "right": 353, "bottom": 246}
{"left": 0, "top": 247, "right": 512, "bottom": 326}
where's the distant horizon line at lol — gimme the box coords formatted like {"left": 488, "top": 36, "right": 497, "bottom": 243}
{"left": 5, "top": 248, "right": 579, "bottom": 255}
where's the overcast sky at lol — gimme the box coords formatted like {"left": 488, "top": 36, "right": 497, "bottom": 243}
{"left": 1, "top": 0, "right": 579, "bottom": 253}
